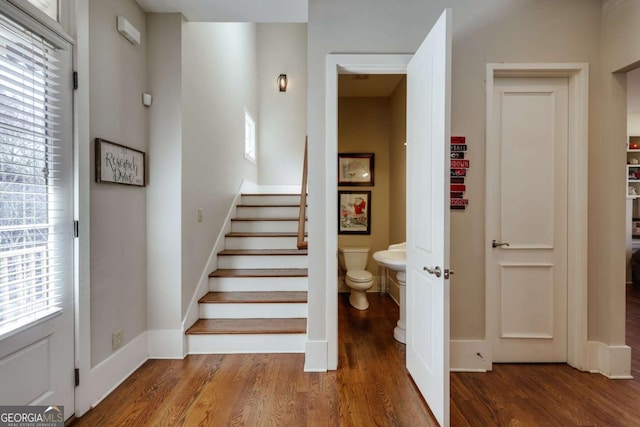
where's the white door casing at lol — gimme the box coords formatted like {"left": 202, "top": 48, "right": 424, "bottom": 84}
{"left": 406, "top": 9, "right": 452, "bottom": 426}
{"left": 325, "top": 54, "right": 411, "bottom": 372}
{"left": 488, "top": 77, "right": 568, "bottom": 362}
{"left": 485, "top": 64, "right": 589, "bottom": 369}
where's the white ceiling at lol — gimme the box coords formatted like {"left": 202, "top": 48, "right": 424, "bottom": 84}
{"left": 135, "top": 0, "right": 308, "bottom": 22}
{"left": 629, "top": 67, "right": 640, "bottom": 114}
{"left": 338, "top": 74, "right": 405, "bottom": 98}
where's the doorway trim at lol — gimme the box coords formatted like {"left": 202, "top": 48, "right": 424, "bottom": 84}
{"left": 485, "top": 63, "right": 589, "bottom": 370}
{"left": 325, "top": 54, "right": 412, "bottom": 369}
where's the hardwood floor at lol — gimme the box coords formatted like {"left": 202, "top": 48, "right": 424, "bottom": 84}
{"left": 451, "top": 284, "right": 640, "bottom": 427}
{"left": 73, "top": 289, "right": 640, "bottom": 426}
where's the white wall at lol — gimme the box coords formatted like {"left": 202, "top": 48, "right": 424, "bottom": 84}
{"left": 629, "top": 67, "right": 640, "bottom": 114}
{"left": 136, "top": 0, "right": 308, "bottom": 23}
{"left": 146, "top": 13, "right": 183, "bottom": 341}
{"left": 181, "top": 23, "right": 259, "bottom": 316}
{"left": 257, "top": 24, "right": 307, "bottom": 185}
{"left": 389, "top": 78, "right": 406, "bottom": 246}
{"left": 306, "top": 0, "right": 606, "bottom": 370}
{"left": 89, "top": 0, "right": 148, "bottom": 367}
{"left": 630, "top": 114, "right": 640, "bottom": 135}
{"left": 337, "top": 97, "right": 390, "bottom": 290}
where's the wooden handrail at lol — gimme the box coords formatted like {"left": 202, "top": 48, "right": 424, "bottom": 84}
{"left": 297, "top": 137, "right": 308, "bottom": 250}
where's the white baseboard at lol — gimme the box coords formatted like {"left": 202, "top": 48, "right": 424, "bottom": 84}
{"left": 147, "top": 329, "right": 186, "bottom": 359}
{"left": 450, "top": 340, "right": 492, "bottom": 372}
{"left": 89, "top": 332, "right": 149, "bottom": 408}
{"left": 587, "top": 341, "right": 633, "bottom": 379}
{"left": 448, "top": 340, "right": 632, "bottom": 376}
{"left": 304, "top": 340, "right": 328, "bottom": 372}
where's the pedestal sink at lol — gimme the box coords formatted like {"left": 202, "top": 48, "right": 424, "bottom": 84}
{"left": 373, "top": 245, "right": 407, "bottom": 343}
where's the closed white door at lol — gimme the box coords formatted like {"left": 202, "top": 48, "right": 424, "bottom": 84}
{"left": 406, "top": 9, "right": 451, "bottom": 425}
{"left": 486, "top": 76, "right": 569, "bottom": 362}
{"left": 0, "top": 5, "right": 75, "bottom": 415}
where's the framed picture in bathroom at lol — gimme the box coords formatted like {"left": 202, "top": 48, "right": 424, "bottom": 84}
{"left": 338, "top": 191, "right": 371, "bottom": 234}
{"left": 633, "top": 218, "right": 640, "bottom": 238}
{"left": 338, "top": 153, "right": 374, "bottom": 186}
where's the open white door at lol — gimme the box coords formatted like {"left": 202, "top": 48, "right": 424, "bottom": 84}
{"left": 406, "top": 9, "right": 452, "bottom": 426}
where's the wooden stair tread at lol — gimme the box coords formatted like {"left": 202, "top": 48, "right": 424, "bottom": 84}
{"left": 237, "top": 204, "right": 302, "bottom": 208}
{"left": 209, "top": 268, "right": 308, "bottom": 278}
{"left": 218, "top": 249, "right": 308, "bottom": 256}
{"left": 231, "top": 217, "right": 301, "bottom": 222}
{"left": 226, "top": 232, "right": 302, "bottom": 237}
{"left": 199, "top": 291, "right": 307, "bottom": 304}
{"left": 241, "top": 193, "right": 306, "bottom": 196}
{"left": 186, "top": 318, "right": 307, "bottom": 335}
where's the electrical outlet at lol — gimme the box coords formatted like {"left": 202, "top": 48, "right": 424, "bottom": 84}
{"left": 112, "top": 329, "right": 123, "bottom": 350}
{"left": 197, "top": 208, "right": 203, "bottom": 223}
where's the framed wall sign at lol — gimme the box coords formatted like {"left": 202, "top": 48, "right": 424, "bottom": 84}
{"left": 338, "top": 153, "right": 374, "bottom": 186}
{"left": 95, "top": 138, "right": 146, "bottom": 187}
{"left": 338, "top": 190, "right": 371, "bottom": 234}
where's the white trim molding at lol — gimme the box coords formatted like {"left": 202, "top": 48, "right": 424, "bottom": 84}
{"left": 89, "top": 332, "right": 149, "bottom": 408}
{"left": 147, "top": 329, "right": 186, "bottom": 359}
{"left": 324, "top": 54, "right": 412, "bottom": 371}
{"left": 304, "top": 340, "right": 329, "bottom": 372}
{"left": 450, "top": 340, "right": 492, "bottom": 372}
{"left": 485, "top": 63, "right": 589, "bottom": 371}
{"left": 587, "top": 341, "right": 633, "bottom": 379}
{"left": 73, "top": 0, "right": 92, "bottom": 418}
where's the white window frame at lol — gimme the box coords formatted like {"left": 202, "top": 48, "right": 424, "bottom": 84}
{"left": 25, "top": 0, "right": 58, "bottom": 22}
{"left": 244, "top": 108, "right": 256, "bottom": 164}
{"left": 0, "top": 3, "right": 73, "bottom": 339}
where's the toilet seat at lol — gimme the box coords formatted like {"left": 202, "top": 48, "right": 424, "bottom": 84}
{"left": 346, "top": 269, "right": 372, "bottom": 283}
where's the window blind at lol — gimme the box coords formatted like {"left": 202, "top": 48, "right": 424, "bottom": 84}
{"left": 0, "top": 10, "right": 68, "bottom": 336}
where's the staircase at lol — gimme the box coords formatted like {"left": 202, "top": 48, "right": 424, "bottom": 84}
{"left": 186, "top": 193, "right": 308, "bottom": 354}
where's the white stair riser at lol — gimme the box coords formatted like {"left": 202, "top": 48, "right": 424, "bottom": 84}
{"left": 210, "top": 276, "right": 308, "bottom": 292}
{"left": 218, "top": 255, "right": 308, "bottom": 269}
{"left": 188, "top": 333, "right": 306, "bottom": 354}
{"left": 199, "top": 303, "right": 307, "bottom": 319}
{"left": 225, "top": 236, "right": 297, "bottom": 250}
{"left": 231, "top": 220, "right": 300, "bottom": 233}
{"left": 237, "top": 206, "right": 300, "bottom": 219}
{"left": 241, "top": 195, "right": 301, "bottom": 205}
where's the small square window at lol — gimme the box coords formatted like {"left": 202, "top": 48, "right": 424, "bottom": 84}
{"left": 27, "top": 0, "right": 58, "bottom": 21}
{"left": 244, "top": 110, "right": 256, "bottom": 164}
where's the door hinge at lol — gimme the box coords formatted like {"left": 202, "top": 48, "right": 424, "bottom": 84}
{"left": 74, "top": 220, "right": 79, "bottom": 238}
{"left": 75, "top": 368, "right": 80, "bottom": 387}
{"left": 73, "top": 71, "right": 78, "bottom": 90}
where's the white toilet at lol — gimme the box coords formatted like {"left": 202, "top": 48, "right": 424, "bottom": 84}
{"left": 338, "top": 246, "right": 374, "bottom": 310}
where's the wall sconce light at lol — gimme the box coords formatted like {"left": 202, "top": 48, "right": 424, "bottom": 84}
{"left": 277, "top": 74, "right": 288, "bottom": 92}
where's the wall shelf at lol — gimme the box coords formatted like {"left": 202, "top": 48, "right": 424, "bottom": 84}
{"left": 627, "top": 136, "right": 640, "bottom": 197}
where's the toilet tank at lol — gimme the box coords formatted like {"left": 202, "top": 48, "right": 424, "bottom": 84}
{"left": 338, "top": 246, "right": 370, "bottom": 271}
